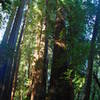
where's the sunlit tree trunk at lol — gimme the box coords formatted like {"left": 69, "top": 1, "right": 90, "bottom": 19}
{"left": 83, "top": 0, "right": 100, "bottom": 100}
{"left": 29, "top": 17, "right": 48, "bottom": 100}
{"left": 28, "top": 1, "right": 50, "bottom": 99}
{"left": 31, "top": 90, "right": 35, "bottom": 100}
{"left": 30, "top": 34, "right": 45, "bottom": 100}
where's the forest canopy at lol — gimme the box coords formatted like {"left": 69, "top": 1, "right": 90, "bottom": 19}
{"left": 0, "top": 0, "right": 100, "bottom": 100}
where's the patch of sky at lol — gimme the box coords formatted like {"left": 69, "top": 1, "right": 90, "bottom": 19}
{"left": 0, "top": 10, "right": 9, "bottom": 43}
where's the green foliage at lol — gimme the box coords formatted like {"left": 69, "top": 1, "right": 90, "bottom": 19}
{"left": 13, "top": 0, "right": 100, "bottom": 99}
{"left": 14, "top": 0, "right": 47, "bottom": 99}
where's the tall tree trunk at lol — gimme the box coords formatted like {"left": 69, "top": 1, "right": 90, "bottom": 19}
{"left": 83, "top": 1, "right": 100, "bottom": 100}
{"left": 10, "top": 14, "right": 26, "bottom": 99}
{"left": 11, "top": 49, "right": 21, "bottom": 100}
{"left": 29, "top": 1, "right": 50, "bottom": 99}
{"left": 28, "top": 21, "right": 47, "bottom": 100}
{"left": 49, "top": 17, "right": 74, "bottom": 100}
{"left": 0, "top": 0, "right": 26, "bottom": 99}
{"left": 30, "top": 34, "right": 44, "bottom": 100}
{"left": 42, "top": 26, "right": 48, "bottom": 100}
{"left": 28, "top": 15, "right": 49, "bottom": 100}
{"left": 8, "top": 0, "right": 26, "bottom": 49}
{"left": 41, "top": 0, "right": 50, "bottom": 99}
{"left": 48, "top": 1, "right": 74, "bottom": 99}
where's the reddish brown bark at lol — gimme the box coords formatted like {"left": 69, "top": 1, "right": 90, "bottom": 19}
{"left": 49, "top": 16, "right": 74, "bottom": 100}
{"left": 28, "top": 19, "right": 48, "bottom": 100}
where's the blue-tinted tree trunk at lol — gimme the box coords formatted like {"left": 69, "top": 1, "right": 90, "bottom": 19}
{"left": 0, "top": 0, "right": 26, "bottom": 99}
{"left": 10, "top": 15, "right": 26, "bottom": 99}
